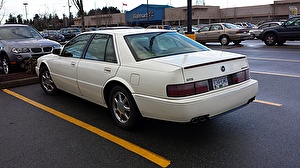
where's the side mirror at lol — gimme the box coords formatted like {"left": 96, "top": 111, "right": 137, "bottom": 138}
{"left": 52, "top": 48, "right": 61, "bottom": 55}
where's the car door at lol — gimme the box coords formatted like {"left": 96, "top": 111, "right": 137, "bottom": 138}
{"left": 196, "top": 25, "right": 210, "bottom": 42}
{"left": 279, "top": 18, "right": 300, "bottom": 40}
{"left": 77, "top": 34, "right": 119, "bottom": 106}
{"left": 50, "top": 34, "right": 93, "bottom": 96}
{"left": 207, "top": 24, "right": 223, "bottom": 42}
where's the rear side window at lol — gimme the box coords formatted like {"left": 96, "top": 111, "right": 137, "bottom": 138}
{"left": 84, "top": 34, "right": 117, "bottom": 63}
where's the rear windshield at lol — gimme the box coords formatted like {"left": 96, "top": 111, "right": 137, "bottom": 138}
{"left": 125, "top": 32, "right": 210, "bottom": 61}
{"left": 0, "top": 26, "right": 43, "bottom": 40}
{"left": 223, "top": 23, "right": 240, "bottom": 29}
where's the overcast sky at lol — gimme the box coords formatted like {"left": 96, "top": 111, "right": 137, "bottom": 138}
{"left": 1, "top": 0, "right": 275, "bottom": 21}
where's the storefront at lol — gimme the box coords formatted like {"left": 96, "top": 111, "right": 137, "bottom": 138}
{"left": 125, "top": 4, "right": 172, "bottom": 27}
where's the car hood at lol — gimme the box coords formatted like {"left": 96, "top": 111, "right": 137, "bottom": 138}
{"left": 1, "top": 38, "right": 59, "bottom": 47}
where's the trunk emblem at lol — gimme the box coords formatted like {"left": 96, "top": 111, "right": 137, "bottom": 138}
{"left": 221, "top": 66, "right": 225, "bottom": 72}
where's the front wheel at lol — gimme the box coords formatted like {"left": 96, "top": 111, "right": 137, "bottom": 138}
{"left": 264, "top": 34, "right": 277, "bottom": 46}
{"left": 109, "top": 85, "right": 140, "bottom": 129}
{"left": 39, "top": 66, "right": 58, "bottom": 95}
{"left": 1, "top": 56, "right": 10, "bottom": 74}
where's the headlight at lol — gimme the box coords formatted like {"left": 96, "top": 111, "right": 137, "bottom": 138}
{"left": 11, "top": 47, "right": 30, "bottom": 53}
{"left": 53, "top": 44, "right": 62, "bottom": 49}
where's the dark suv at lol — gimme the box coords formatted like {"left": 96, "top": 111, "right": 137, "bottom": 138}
{"left": 259, "top": 16, "right": 300, "bottom": 46}
{"left": 0, "top": 24, "right": 61, "bottom": 74}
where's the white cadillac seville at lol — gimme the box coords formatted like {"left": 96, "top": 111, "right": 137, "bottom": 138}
{"left": 35, "top": 29, "right": 258, "bottom": 129}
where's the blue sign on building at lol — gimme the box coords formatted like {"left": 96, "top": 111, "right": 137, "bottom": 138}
{"left": 126, "top": 4, "right": 172, "bottom": 26}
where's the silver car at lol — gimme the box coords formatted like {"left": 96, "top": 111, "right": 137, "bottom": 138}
{"left": 196, "top": 23, "right": 250, "bottom": 45}
{"left": 0, "top": 24, "right": 61, "bottom": 74}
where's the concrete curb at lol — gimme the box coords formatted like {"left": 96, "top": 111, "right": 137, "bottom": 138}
{"left": 0, "top": 76, "right": 39, "bottom": 89}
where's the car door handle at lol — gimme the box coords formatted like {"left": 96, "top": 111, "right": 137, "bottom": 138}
{"left": 71, "top": 62, "right": 76, "bottom": 67}
{"left": 104, "top": 67, "right": 111, "bottom": 73}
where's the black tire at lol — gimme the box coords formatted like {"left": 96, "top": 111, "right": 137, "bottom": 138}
{"left": 277, "top": 40, "right": 286, "bottom": 46}
{"left": 264, "top": 34, "right": 277, "bottom": 46}
{"left": 39, "top": 66, "right": 58, "bottom": 95}
{"left": 233, "top": 40, "right": 241, "bottom": 45}
{"left": 1, "top": 56, "right": 10, "bottom": 74}
{"left": 220, "top": 35, "right": 230, "bottom": 46}
{"left": 109, "top": 85, "right": 140, "bottom": 129}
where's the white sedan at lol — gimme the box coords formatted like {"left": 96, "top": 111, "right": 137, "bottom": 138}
{"left": 36, "top": 29, "right": 258, "bottom": 129}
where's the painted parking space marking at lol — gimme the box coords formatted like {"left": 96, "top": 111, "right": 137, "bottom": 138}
{"left": 248, "top": 57, "right": 300, "bottom": 63}
{"left": 251, "top": 71, "right": 300, "bottom": 79}
{"left": 2, "top": 89, "right": 171, "bottom": 168}
{"left": 254, "top": 99, "right": 282, "bottom": 107}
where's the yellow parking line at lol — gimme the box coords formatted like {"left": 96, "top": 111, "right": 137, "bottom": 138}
{"left": 2, "top": 89, "right": 171, "bottom": 168}
{"left": 254, "top": 99, "right": 282, "bottom": 107}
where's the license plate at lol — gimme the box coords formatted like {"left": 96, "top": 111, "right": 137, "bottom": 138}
{"left": 212, "top": 76, "right": 228, "bottom": 89}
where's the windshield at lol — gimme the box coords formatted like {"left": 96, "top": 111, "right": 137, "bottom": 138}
{"left": 125, "top": 32, "right": 210, "bottom": 61}
{"left": 0, "top": 26, "right": 43, "bottom": 40}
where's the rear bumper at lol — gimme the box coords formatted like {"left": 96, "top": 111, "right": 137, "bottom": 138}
{"left": 133, "top": 79, "right": 258, "bottom": 123}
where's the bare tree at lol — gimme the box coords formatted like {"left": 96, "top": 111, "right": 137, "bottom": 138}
{"left": 0, "top": 0, "right": 5, "bottom": 24}
{"left": 72, "top": 0, "right": 85, "bottom": 31}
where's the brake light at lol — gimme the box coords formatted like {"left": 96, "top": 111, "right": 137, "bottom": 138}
{"left": 232, "top": 69, "right": 249, "bottom": 84}
{"left": 167, "top": 80, "right": 209, "bottom": 97}
{"left": 195, "top": 80, "right": 209, "bottom": 94}
{"left": 236, "top": 30, "right": 248, "bottom": 34}
{"left": 166, "top": 70, "right": 249, "bottom": 97}
{"left": 167, "top": 83, "right": 195, "bottom": 97}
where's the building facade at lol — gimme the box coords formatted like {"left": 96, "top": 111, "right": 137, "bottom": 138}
{"left": 73, "top": 0, "right": 299, "bottom": 28}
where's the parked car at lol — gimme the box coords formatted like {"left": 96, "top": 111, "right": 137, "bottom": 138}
{"left": 196, "top": 23, "right": 250, "bottom": 45}
{"left": 59, "top": 27, "right": 81, "bottom": 41}
{"left": 259, "top": 16, "right": 300, "bottom": 46}
{"left": 43, "top": 30, "right": 65, "bottom": 42}
{"left": 146, "top": 25, "right": 171, "bottom": 30}
{"left": 0, "top": 24, "right": 61, "bottom": 74}
{"left": 249, "top": 22, "right": 283, "bottom": 39}
{"left": 177, "top": 26, "right": 200, "bottom": 34}
{"left": 234, "top": 22, "right": 258, "bottom": 29}
{"left": 35, "top": 29, "right": 258, "bottom": 129}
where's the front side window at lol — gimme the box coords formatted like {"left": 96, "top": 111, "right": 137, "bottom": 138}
{"left": 61, "top": 34, "right": 92, "bottom": 58}
{"left": 125, "top": 32, "right": 210, "bottom": 61}
{"left": 199, "top": 26, "right": 210, "bottom": 32}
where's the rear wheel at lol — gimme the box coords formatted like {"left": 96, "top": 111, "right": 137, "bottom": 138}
{"left": 220, "top": 36, "right": 230, "bottom": 46}
{"left": 264, "top": 34, "right": 277, "bottom": 46}
{"left": 109, "top": 85, "right": 140, "bottom": 129}
{"left": 39, "top": 66, "right": 58, "bottom": 95}
{"left": 1, "top": 56, "right": 10, "bottom": 74}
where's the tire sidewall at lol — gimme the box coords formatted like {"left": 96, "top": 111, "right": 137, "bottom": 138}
{"left": 264, "top": 34, "right": 276, "bottom": 46}
{"left": 109, "top": 85, "right": 139, "bottom": 129}
{"left": 39, "top": 66, "right": 58, "bottom": 95}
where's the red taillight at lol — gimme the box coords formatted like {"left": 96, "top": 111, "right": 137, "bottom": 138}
{"left": 232, "top": 70, "right": 249, "bottom": 84}
{"left": 195, "top": 80, "right": 209, "bottom": 94}
{"left": 236, "top": 30, "right": 248, "bottom": 34}
{"left": 167, "top": 80, "right": 209, "bottom": 97}
{"left": 167, "top": 83, "right": 195, "bottom": 97}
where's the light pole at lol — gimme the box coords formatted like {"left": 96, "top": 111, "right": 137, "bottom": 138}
{"left": 23, "top": 2, "right": 28, "bottom": 20}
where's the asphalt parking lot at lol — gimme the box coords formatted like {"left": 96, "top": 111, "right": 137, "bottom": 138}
{"left": 1, "top": 40, "right": 300, "bottom": 167}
